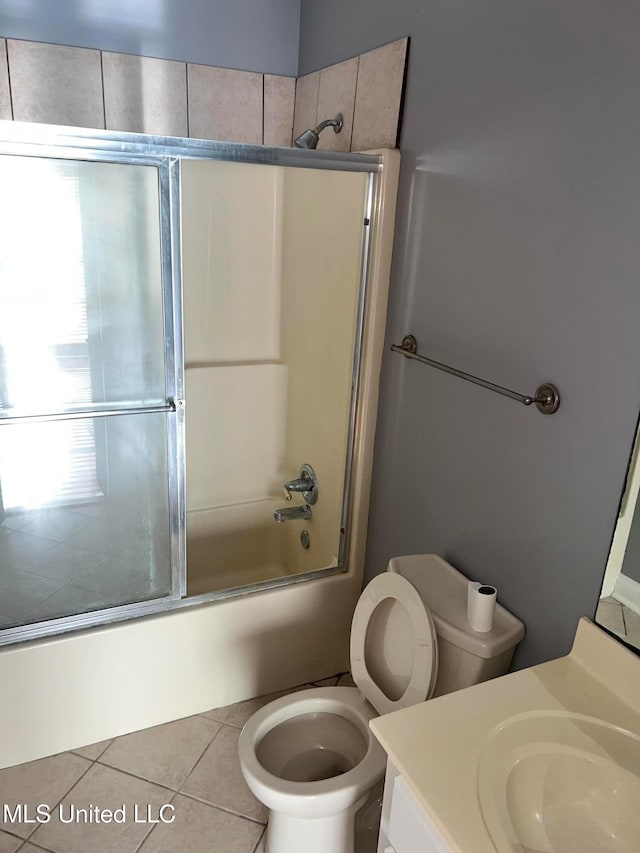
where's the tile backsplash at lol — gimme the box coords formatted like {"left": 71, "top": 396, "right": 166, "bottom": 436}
{"left": 9, "top": 40, "right": 104, "bottom": 128}
{"left": 263, "top": 74, "right": 296, "bottom": 148}
{"left": 102, "top": 52, "right": 188, "bottom": 137}
{"left": 0, "top": 36, "right": 289, "bottom": 144}
{"left": 296, "top": 38, "right": 408, "bottom": 153}
{"left": 0, "top": 35, "right": 407, "bottom": 150}
{"left": 352, "top": 39, "right": 408, "bottom": 151}
{"left": 315, "top": 57, "right": 359, "bottom": 153}
{"left": 187, "top": 64, "right": 263, "bottom": 144}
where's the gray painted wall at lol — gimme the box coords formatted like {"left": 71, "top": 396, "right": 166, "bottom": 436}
{"left": 300, "top": 1, "right": 640, "bottom": 667}
{"left": 0, "top": 0, "right": 299, "bottom": 76}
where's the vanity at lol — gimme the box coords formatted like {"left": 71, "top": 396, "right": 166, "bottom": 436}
{"left": 370, "top": 618, "right": 640, "bottom": 853}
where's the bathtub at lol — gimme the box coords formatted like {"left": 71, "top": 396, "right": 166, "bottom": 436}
{"left": 187, "top": 498, "right": 338, "bottom": 596}
{"left": 187, "top": 499, "right": 288, "bottom": 595}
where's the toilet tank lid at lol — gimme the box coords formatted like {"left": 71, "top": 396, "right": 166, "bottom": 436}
{"left": 388, "top": 555, "right": 525, "bottom": 659}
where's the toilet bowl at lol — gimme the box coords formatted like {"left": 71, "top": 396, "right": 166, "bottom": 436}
{"left": 238, "top": 555, "right": 525, "bottom": 853}
{"left": 240, "top": 687, "right": 385, "bottom": 847}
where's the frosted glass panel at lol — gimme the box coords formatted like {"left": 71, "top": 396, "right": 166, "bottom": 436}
{"left": 0, "top": 155, "right": 165, "bottom": 415}
{"left": 0, "top": 412, "right": 172, "bottom": 627}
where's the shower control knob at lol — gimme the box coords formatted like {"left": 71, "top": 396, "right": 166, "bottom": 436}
{"left": 282, "top": 464, "right": 318, "bottom": 505}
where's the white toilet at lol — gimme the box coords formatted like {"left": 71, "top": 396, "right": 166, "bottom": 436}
{"left": 238, "top": 555, "right": 524, "bottom": 853}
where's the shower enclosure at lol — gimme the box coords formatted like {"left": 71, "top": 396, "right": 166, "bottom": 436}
{"left": 0, "top": 122, "right": 381, "bottom": 645}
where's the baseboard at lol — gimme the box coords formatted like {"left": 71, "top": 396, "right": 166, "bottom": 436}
{"left": 614, "top": 572, "right": 640, "bottom": 615}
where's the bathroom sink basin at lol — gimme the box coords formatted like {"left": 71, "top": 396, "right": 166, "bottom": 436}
{"left": 478, "top": 711, "right": 640, "bottom": 853}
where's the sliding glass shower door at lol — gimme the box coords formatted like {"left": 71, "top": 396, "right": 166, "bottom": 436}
{"left": 0, "top": 151, "right": 184, "bottom": 637}
{"left": 0, "top": 121, "right": 382, "bottom": 646}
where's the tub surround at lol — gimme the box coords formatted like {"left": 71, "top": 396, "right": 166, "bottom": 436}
{"left": 371, "top": 619, "right": 640, "bottom": 852}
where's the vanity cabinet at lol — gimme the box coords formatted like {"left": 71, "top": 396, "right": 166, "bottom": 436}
{"left": 377, "top": 761, "right": 453, "bottom": 853}
{"left": 371, "top": 621, "right": 640, "bottom": 853}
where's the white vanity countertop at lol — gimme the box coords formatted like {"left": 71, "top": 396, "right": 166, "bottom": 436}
{"left": 370, "top": 618, "right": 640, "bottom": 853}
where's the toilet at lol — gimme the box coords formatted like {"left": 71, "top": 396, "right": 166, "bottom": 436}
{"left": 238, "top": 555, "right": 524, "bottom": 853}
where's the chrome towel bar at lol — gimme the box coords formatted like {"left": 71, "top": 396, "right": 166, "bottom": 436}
{"left": 390, "top": 334, "right": 560, "bottom": 415}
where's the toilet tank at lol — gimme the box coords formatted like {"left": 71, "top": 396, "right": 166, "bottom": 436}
{"left": 389, "top": 555, "right": 525, "bottom": 698}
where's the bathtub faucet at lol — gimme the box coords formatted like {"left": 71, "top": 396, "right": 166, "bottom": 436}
{"left": 273, "top": 504, "right": 312, "bottom": 523}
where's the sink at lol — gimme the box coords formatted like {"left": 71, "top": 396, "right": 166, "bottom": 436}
{"left": 478, "top": 711, "right": 640, "bottom": 853}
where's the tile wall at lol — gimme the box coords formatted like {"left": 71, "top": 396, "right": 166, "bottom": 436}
{"left": 0, "top": 35, "right": 407, "bottom": 150}
{"left": 0, "top": 38, "right": 295, "bottom": 146}
{"left": 293, "top": 38, "right": 408, "bottom": 152}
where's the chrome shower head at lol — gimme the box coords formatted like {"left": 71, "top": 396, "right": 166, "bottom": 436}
{"left": 294, "top": 113, "right": 344, "bottom": 149}
{"left": 294, "top": 128, "right": 320, "bottom": 149}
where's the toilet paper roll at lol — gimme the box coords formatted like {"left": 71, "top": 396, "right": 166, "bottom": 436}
{"left": 467, "top": 581, "right": 497, "bottom": 632}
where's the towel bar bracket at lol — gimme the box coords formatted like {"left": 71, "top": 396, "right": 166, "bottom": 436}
{"left": 391, "top": 334, "right": 560, "bottom": 416}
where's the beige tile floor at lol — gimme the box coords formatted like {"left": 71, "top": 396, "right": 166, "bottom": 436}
{"left": 596, "top": 596, "right": 640, "bottom": 646}
{"left": 0, "top": 673, "right": 354, "bottom": 853}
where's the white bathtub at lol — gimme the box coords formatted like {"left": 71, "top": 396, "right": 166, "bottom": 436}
{"left": 187, "top": 499, "right": 290, "bottom": 595}
{"left": 186, "top": 497, "right": 340, "bottom": 597}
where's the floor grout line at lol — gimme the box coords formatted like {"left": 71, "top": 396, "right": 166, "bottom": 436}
{"left": 17, "top": 839, "right": 58, "bottom": 853}
{"left": 19, "top": 755, "right": 96, "bottom": 846}
{"left": 0, "top": 828, "right": 28, "bottom": 846}
{"left": 91, "top": 759, "right": 180, "bottom": 795}
{"left": 251, "top": 826, "right": 266, "bottom": 853}
{"left": 69, "top": 739, "right": 113, "bottom": 762}
{"left": 2, "top": 751, "right": 95, "bottom": 853}
{"left": 174, "top": 790, "right": 266, "bottom": 827}
{"left": 130, "top": 790, "right": 182, "bottom": 853}
{"left": 91, "top": 716, "right": 226, "bottom": 795}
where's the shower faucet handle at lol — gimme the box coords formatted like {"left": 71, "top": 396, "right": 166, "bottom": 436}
{"left": 282, "top": 464, "right": 318, "bottom": 505}
{"left": 284, "top": 478, "right": 310, "bottom": 500}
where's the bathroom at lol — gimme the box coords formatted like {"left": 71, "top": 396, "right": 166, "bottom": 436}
{"left": 2, "top": 0, "right": 640, "bottom": 851}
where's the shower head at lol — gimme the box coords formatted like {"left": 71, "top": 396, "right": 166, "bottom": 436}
{"left": 294, "top": 113, "right": 344, "bottom": 149}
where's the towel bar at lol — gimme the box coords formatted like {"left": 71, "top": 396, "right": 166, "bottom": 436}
{"left": 390, "top": 334, "right": 560, "bottom": 415}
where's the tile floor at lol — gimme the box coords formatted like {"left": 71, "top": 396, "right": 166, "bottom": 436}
{"left": 0, "top": 673, "right": 355, "bottom": 853}
{"left": 596, "top": 596, "right": 640, "bottom": 646}
{"left": 0, "top": 502, "right": 167, "bottom": 627}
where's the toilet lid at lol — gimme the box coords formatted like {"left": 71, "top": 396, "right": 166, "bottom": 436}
{"left": 350, "top": 573, "right": 438, "bottom": 716}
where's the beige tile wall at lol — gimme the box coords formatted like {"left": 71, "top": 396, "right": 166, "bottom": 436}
{"left": 0, "top": 36, "right": 407, "bottom": 151}
{"left": 352, "top": 38, "right": 408, "bottom": 150}
{"left": 295, "top": 37, "right": 408, "bottom": 153}
{"left": 102, "top": 52, "right": 188, "bottom": 136}
{"left": 292, "top": 70, "right": 319, "bottom": 142}
{"left": 0, "top": 37, "right": 294, "bottom": 144}
{"left": 9, "top": 40, "right": 104, "bottom": 128}
{"left": 187, "top": 64, "right": 263, "bottom": 143}
{"left": 316, "top": 57, "right": 358, "bottom": 152}
{"left": 264, "top": 74, "right": 296, "bottom": 147}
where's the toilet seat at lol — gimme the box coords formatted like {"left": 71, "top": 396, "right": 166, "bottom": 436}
{"left": 350, "top": 572, "right": 438, "bottom": 715}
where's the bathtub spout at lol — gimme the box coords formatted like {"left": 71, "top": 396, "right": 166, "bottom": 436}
{"left": 273, "top": 504, "right": 312, "bottom": 523}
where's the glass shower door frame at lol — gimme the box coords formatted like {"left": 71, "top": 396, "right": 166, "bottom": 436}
{"left": 0, "top": 121, "right": 382, "bottom": 646}
{"left": 0, "top": 134, "right": 186, "bottom": 645}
